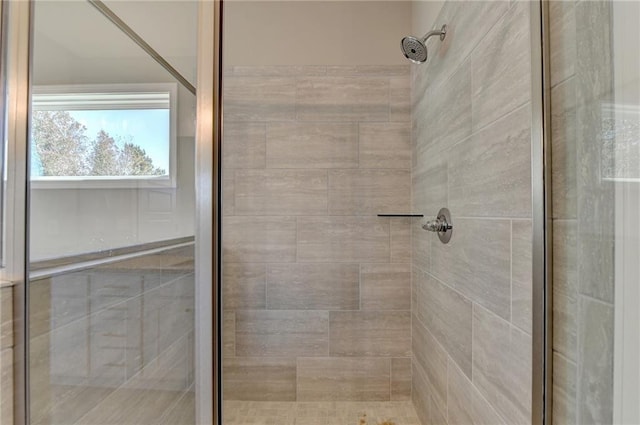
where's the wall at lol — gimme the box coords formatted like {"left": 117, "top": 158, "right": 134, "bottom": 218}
{"left": 549, "top": 2, "right": 616, "bottom": 424}
{"left": 0, "top": 282, "right": 13, "bottom": 425}
{"left": 411, "top": 0, "right": 444, "bottom": 36}
{"left": 221, "top": 64, "right": 413, "bottom": 401}
{"left": 410, "top": 2, "right": 533, "bottom": 424}
{"left": 29, "top": 0, "right": 196, "bottom": 261}
{"left": 224, "top": 1, "right": 411, "bottom": 66}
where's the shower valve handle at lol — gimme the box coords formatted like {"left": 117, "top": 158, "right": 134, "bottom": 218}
{"left": 422, "top": 208, "right": 453, "bottom": 244}
{"left": 423, "top": 218, "right": 451, "bottom": 233}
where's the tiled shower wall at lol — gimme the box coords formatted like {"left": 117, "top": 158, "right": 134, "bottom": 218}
{"left": 0, "top": 282, "right": 13, "bottom": 424}
{"left": 221, "top": 65, "right": 413, "bottom": 401}
{"left": 410, "top": 2, "right": 533, "bottom": 425}
{"left": 550, "top": 2, "right": 615, "bottom": 424}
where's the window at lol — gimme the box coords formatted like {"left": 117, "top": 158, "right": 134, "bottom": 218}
{"left": 31, "top": 83, "right": 177, "bottom": 188}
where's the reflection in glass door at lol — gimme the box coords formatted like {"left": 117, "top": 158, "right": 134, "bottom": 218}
{"left": 27, "top": 1, "right": 198, "bottom": 424}
{"left": 549, "top": 1, "right": 640, "bottom": 424}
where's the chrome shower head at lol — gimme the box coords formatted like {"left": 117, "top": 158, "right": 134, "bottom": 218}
{"left": 401, "top": 36, "right": 428, "bottom": 63}
{"left": 401, "top": 24, "right": 447, "bottom": 64}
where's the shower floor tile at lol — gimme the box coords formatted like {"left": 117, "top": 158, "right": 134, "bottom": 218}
{"left": 222, "top": 401, "right": 421, "bottom": 425}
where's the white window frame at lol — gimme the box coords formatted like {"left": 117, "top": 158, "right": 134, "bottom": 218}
{"left": 31, "top": 82, "right": 178, "bottom": 189}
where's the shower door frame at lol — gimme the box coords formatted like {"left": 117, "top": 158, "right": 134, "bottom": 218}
{"left": 195, "top": 1, "right": 222, "bottom": 424}
{"left": 531, "top": 1, "right": 553, "bottom": 425}
{"left": 208, "top": 2, "right": 553, "bottom": 425}
{"left": 1, "top": 0, "right": 32, "bottom": 423}
{"left": 0, "top": 1, "right": 220, "bottom": 424}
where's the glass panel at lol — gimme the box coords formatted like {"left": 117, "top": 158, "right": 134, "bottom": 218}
{"left": 549, "top": 1, "right": 640, "bottom": 423}
{"left": 27, "top": 1, "right": 197, "bottom": 424}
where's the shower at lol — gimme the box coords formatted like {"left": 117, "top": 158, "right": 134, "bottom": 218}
{"left": 401, "top": 24, "right": 447, "bottom": 63}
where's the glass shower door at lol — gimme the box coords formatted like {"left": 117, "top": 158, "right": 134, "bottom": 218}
{"left": 26, "top": 1, "right": 198, "bottom": 424}
{"left": 549, "top": 1, "right": 640, "bottom": 423}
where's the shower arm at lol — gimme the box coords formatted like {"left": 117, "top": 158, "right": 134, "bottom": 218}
{"left": 420, "top": 25, "right": 447, "bottom": 43}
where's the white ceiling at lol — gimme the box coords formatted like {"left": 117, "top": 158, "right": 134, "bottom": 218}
{"left": 33, "top": 0, "right": 197, "bottom": 86}
{"left": 103, "top": 0, "right": 197, "bottom": 60}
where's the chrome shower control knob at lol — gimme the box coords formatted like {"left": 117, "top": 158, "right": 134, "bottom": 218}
{"left": 422, "top": 208, "right": 453, "bottom": 244}
{"left": 423, "top": 218, "right": 450, "bottom": 233}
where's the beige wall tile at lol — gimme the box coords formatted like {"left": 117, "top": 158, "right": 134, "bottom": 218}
{"left": 296, "top": 77, "right": 389, "bottom": 122}
{"left": 34, "top": 386, "right": 116, "bottom": 425}
{"left": 390, "top": 218, "right": 411, "bottom": 263}
{"left": 222, "top": 263, "right": 266, "bottom": 309}
{"left": 359, "top": 123, "right": 411, "bottom": 169}
{"left": 297, "top": 357, "right": 390, "bottom": 401}
{"left": 223, "top": 122, "right": 266, "bottom": 169}
{"left": 74, "top": 389, "right": 186, "bottom": 424}
{"left": 412, "top": 315, "right": 447, "bottom": 413}
{"left": 223, "top": 311, "right": 236, "bottom": 358}
{"left": 549, "top": 1, "right": 576, "bottom": 88}
{"left": 391, "top": 357, "right": 411, "bottom": 401}
{"left": 236, "top": 310, "right": 328, "bottom": 357}
{"left": 553, "top": 220, "right": 577, "bottom": 362}
{"left": 223, "top": 217, "right": 297, "bottom": 263}
{"left": 224, "top": 77, "right": 295, "bottom": 122}
{"left": 430, "top": 399, "right": 447, "bottom": 425}
{"left": 448, "top": 105, "right": 532, "bottom": 218}
{"left": 472, "top": 305, "right": 531, "bottom": 425}
{"left": 390, "top": 77, "right": 411, "bottom": 122}
{"left": 551, "top": 78, "right": 577, "bottom": 219}
{"left": 229, "top": 66, "right": 327, "bottom": 77}
{"left": 553, "top": 220, "right": 578, "bottom": 297}
{"left": 234, "top": 170, "right": 328, "bottom": 216}
{"left": 431, "top": 218, "right": 511, "bottom": 320}
{"left": 577, "top": 297, "right": 613, "bottom": 424}
{"left": 553, "top": 352, "right": 577, "bottom": 425}
{"left": 360, "top": 263, "right": 411, "bottom": 310}
{"left": 0, "top": 348, "right": 13, "bottom": 425}
{"left": 512, "top": 220, "right": 532, "bottom": 334}
{"left": 1, "top": 287, "right": 13, "bottom": 349}
{"left": 223, "top": 357, "right": 297, "bottom": 401}
{"left": 411, "top": 357, "right": 432, "bottom": 425}
{"left": 471, "top": 2, "right": 531, "bottom": 130}
{"left": 158, "top": 391, "right": 194, "bottom": 425}
{"left": 447, "top": 358, "right": 506, "bottom": 425}
{"left": 576, "top": 104, "right": 615, "bottom": 304}
{"left": 412, "top": 144, "right": 447, "bottom": 214}
{"left": 266, "top": 122, "right": 358, "bottom": 169}
{"left": 574, "top": 1, "right": 615, "bottom": 305}
{"left": 328, "top": 170, "right": 410, "bottom": 215}
{"left": 29, "top": 279, "right": 52, "bottom": 340}
{"left": 266, "top": 263, "right": 359, "bottom": 310}
{"left": 554, "top": 291, "right": 578, "bottom": 364}
{"left": 414, "top": 62, "right": 472, "bottom": 155}
{"left": 413, "top": 268, "right": 472, "bottom": 377}
{"left": 575, "top": 1, "right": 613, "bottom": 102}
{"left": 410, "top": 3, "right": 535, "bottom": 423}
{"left": 413, "top": 2, "right": 510, "bottom": 93}
{"left": 223, "top": 171, "right": 235, "bottom": 216}
{"left": 297, "top": 217, "right": 389, "bottom": 263}
{"left": 411, "top": 220, "right": 431, "bottom": 273}
{"left": 29, "top": 334, "right": 52, "bottom": 425}
{"left": 33, "top": 274, "right": 91, "bottom": 334}
{"left": 329, "top": 311, "right": 411, "bottom": 357}
{"left": 325, "top": 65, "right": 409, "bottom": 77}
